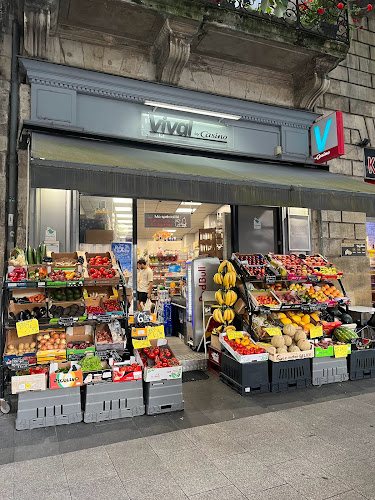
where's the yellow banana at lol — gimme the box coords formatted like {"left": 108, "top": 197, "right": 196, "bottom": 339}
{"left": 214, "top": 273, "right": 223, "bottom": 285}
{"left": 218, "top": 260, "right": 228, "bottom": 273}
{"left": 225, "top": 325, "right": 236, "bottom": 332}
{"left": 225, "top": 291, "right": 231, "bottom": 306}
{"left": 213, "top": 308, "right": 224, "bottom": 324}
{"left": 229, "top": 290, "right": 237, "bottom": 306}
{"left": 215, "top": 290, "right": 224, "bottom": 305}
{"left": 231, "top": 272, "right": 237, "bottom": 287}
{"left": 227, "top": 261, "right": 235, "bottom": 273}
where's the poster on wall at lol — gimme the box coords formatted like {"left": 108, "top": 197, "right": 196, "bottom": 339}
{"left": 111, "top": 242, "right": 132, "bottom": 277}
{"left": 144, "top": 213, "right": 191, "bottom": 228}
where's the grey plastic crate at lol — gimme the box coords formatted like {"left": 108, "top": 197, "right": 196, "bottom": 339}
{"left": 312, "top": 357, "right": 349, "bottom": 386}
{"left": 16, "top": 387, "right": 82, "bottom": 430}
{"left": 83, "top": 380, "right": 145, "bottom": 423}
{"left": 144, "top": 378, "right": 184, "bottom": 415}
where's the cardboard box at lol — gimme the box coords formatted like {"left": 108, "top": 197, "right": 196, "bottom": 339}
{"left": 95, "top": 324, "right": 125, "bottom": 351}
{"left": 112, "top": 358, "right": 143, "bottom": 382}
{"left": 210, "top": 333, "right": 221, "bottom": 350}
{"left": 85, "top": 230, "right": 114, "bottom": 244}
{"left": 260, "top": 342, "right": 314, "bottom": 362}
{"left": 11, "top": 373, "right": 47, "bottom": 394}
{"left": 219, "top": 332, "right": 269, "bottom": 364}
{"left": 314, "top": 343, "right": 351, "bottom": 358}
{"left": 234, "top": 298, "right": 246, "bottom": 315}
{"left": 65, "top": 325, "right": 95, "bottom": 360}
{"left": 51, "top": 252, "right": 79, "bottom": 266}
{"left": 49, "top": 300, "right": 86, "bottom": 323}
{"left": 4, "top": 330, "right": 37, "bottom": 367}
{"left": 8, "top": 301, "right": 48, "bottom": 321}
{"left": 134, "top": 340, "right": 182, "bottom": 382}
{"left": 85, "top": 251, "right": 116, "bottom": 267}
{"left": 49, "top": 361, "right": 83, "bottom": 389}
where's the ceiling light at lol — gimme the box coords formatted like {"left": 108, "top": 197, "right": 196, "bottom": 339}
{"left": 144, "top": 101, "right": 241, "bottom": 120}
{"left": 163, "top": 229, "right": 176, "bottom": 233}
{"left": 116, "top": 214, "right": 132, "bottom": 219}
{"left": 115, "top": 206, "right": 132, "bottom": 212}
{"left": 176, "top": 208, "right": 196, "bottom": 213}
{"left": 181, "top": 202, "right": 202, "bottom": 206}
{"left": 114, "top": 198, "right": 132, "bottom": 204}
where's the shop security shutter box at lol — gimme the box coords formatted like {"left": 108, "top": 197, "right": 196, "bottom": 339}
{"left": 312, "top": 357, "right": 349, "bottom": 386}
{"left": 269, "top": 358, "right": 312, "bottom": 393}
{"left": 219, "top": 351, "right": 269, "bottom": 396}
{"left": 349, "top": 349, "right": 375, "bottom": 380}
{"left": 144, "top": 378, "right": 184, "bottom": 415}
{"left": 16, "top": 387, "right": 82, "bottom": 430}
{"left": 83, "top": 380, "right": 144, "bottom": 423}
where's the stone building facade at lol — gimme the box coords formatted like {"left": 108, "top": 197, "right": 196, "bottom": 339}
{"left": 0, "top": 0, "right": 374, "bottom": 305}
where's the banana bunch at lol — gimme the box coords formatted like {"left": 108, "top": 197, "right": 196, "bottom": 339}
{"left": 218, "top": 260, "right": 235, "bottom": 273}
{"left": 215, "top": 290, "right": 225, "bottom": 305}
{"left": 223, "top": 308, "right": 235, "bottom": 323}
{"left": 223, "top": 271, "right": 236, "bottom": 289}
{"left": 213, "top": 308, "right": 224, "bottom": 324}
{"left": 225, "top": 290, "right": 237, "bottom": 306}
{"left": 224, "top": 325, "right": 236, "bottom": 333}
{"left": 213, "top": 273, "right": 223, "bottom": 285}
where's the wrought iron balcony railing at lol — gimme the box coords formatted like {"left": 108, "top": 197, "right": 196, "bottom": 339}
{"left": 193, "top": 0, "right": 350, "bottom": 43}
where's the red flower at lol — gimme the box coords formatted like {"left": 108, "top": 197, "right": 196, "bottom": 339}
{"left": 337, "top": 2, "right": 344, "bottom": 8}
{"left": 317, "top": 6, "right": 324, "bottom": 13}
{"left": 353, "top": 18, "right": 358, "bottom": 22}
{"left": 367, "top": 3, "right": 373, "bottom": 10}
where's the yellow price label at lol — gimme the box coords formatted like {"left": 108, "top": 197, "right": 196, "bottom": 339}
{"left": 227, "top": 331, "right": 244, "bottom": 340}
{"left": 310, "top": 326, "right": 323, "bottom": 339}
{"left": 16, "top": 318, "right": 39, "bottom": 338}
{"left": 147, "top": 325, "right": 165, "bottom": 340}
{"left": 334, "top": 344, "right": 349, "bottom": 358}
{"left": 265, "top": 328, "right": 282, "bottom": 336}
{"left": 132, "top": 339, "right": 151, "bottom": 349}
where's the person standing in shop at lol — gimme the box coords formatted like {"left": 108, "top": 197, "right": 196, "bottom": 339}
{"left": 137, "top": 259, "right": 153, "bottom": 311}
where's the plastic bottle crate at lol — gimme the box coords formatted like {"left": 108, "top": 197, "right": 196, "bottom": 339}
{"left": 208, "top": 346, "right": 222, "bottom": 376}
{"left": 312, "top": 357, "right": 349, "bottom": 386}
{"left": 143, "top": 378, "right": 184, "bottom": 415}
{"left": 349, "top": 349, "right": 375, "bottom": 380}
{"left": 219, "top": 351, "right": 269, "bottom": 396}
{"left": 270, "top": 358, "right": 312, "bottom": 393}
{"left": 16, "top": 387, "right": 82, "bottom": 430}
{"left": 83, "top": 380, "right": 145, "bottom": 423}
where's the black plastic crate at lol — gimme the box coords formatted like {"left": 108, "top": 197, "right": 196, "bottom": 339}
{"left": 219, "top": 351, "right": 269, "bottom": 396}
{"left": 269, "top": 358, "right": 312, "bottom": 393}
{"left": 349, "top": 349, "right": 375, "bottom": 380}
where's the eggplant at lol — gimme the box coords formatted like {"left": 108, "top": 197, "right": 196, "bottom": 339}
{"left": 50, "top": 305, "right": 56, "bottom": 314}
{"left": 56, "top": 306, "right": 64, "bottom": 315}
{"left": 32, "top": 307, "right": 42, "bottom": 319}
{"left": 23, "top": 309, "right": 32, "bottom": 320}
{"left": 9, "top": 312, "right": 16, "bottom": 321}
{"left": 63, "top": 307, "right": 71, "bottom": 316}
{"left": 39, "top": 307, "right": 47, "bottom": 317}
{"left": 17, "top": 311, "right": 25, "bottom": 321}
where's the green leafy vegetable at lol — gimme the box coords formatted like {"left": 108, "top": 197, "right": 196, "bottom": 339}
{"left": 79, "top": 355, "right": 103, "bottom": 371}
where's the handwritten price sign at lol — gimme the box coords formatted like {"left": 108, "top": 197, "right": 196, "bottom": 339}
{"left": 265, "top": 328, "right": 282, "bottom": 336}
{"left": 147, "top": 325, "right": 165, "bottom": 340}
{"left": 227, "top": 331, "right": 244, "bottom": 340}
{"left": 334, "top": 344, "right": 349, "bottom": 358}
{"left": 16, "top": 318, "right": 39, "bottom": 338}
{"left": 132, "top": 339, "right": 151, "bottom": 349}
{"left": 310, "top": 326, "right": 323, "bottom": 339}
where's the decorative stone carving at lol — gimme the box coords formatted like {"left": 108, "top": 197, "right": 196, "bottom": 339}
{"left": 23, "top": 0, "right": 58, "bottom": 59}
{"left": 294, "top": 55, "right": 337, "bottom": 110}
{"left": 153, "top": 18, "right": 201, "bottom": 85}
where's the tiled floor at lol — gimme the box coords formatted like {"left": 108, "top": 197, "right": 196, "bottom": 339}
{"left": 1, "top": 373, "right": 375, "bottom": 499}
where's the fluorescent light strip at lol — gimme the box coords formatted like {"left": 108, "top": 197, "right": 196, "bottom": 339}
{"left": 176, "top": 208, "right": 196, "bottom": 213}
{"left": 181, "top": 202, "right": 202, "bottom": 206}
{"left": 115, "top": 206, "right": 132, "bottom": 212}
{"left": 163, "top": 229, "right": 176, "bottom": 233}
{"left": 144, "top": 101, "right": 241, "bottom": 121}
{"left": 113, "top": 198, "right": 133, "bottom": 204}
{"left": 116, "top": 214, "right": 132, "bottom": 219}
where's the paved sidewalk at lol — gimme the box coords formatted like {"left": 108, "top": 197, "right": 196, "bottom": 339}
{"left": 1, "top": 374, "right": 375, "bottom": 500}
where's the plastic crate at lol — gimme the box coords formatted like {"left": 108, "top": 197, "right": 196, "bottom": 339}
{"left": 220, "top": 351, "right": 269, "bottom": 396}
{"left": 16, "top": 387, "right": 82, "bottom": 430}
{"left": 312, "top": 357, "right": 349, "bottom": 386}
{"left": 269, "top": 358, "right": 312, "bottom": 393}
{"left": 349, "top": 349, "right": 375, "bottom": 380}
{"left": 83, "top": 380, "right": 145, "bottom": 423}
{"left": 144, "top": 378, "right": 184, "bottom": 415}
{"left": 208, "top": 346, "right": 222, "bottom": 376}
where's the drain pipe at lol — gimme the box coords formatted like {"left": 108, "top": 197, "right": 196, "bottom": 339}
{"left": 6, "top": 20, "right": 20, "bottom": 256}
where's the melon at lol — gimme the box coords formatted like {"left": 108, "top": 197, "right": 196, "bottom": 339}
{"left": 283, "top": 335, "right": 292, "bottom": 346}
{"left": 271, "top": 335, "right": 285, "bottom": 348}
{"left": 294, "top": 331, "right": 307, "bottom": 342}
{"left": 283, "top": 324, "right": 296, "bottom": 337}
{"left": 297, "top": 339, "right": 311, "bottom": 351}
{"left": 288, "top": 345, "right": 301, "bottom": 352}
{"left": 277, "top": 346, "right": 288, "bottom": 353}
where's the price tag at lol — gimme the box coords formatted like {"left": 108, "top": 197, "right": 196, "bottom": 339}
{"left": 265, "top": 328, "right": 282, "bottom": 336}
{"left": 334, "top": 344, "right": 349, "bottom": 358}
{"left": 227, "top": 331, "right": 244, "bottom": 340}
{"left": 301, "top": 304, "right": 310, "bottom": 312}
{"left": 10, "top": 357, "right": 30, "bottom": 369}
{"left": 132, "top": 339, "right": 151, "bottom": 349}
{"left": 310, "top": 326, "right": 323, "bottom": 339}
{"left": 134, "top": 310, "right": 151, "bottom": 325}
{"left": 132, "top": 327, "right": 147, "bottom": 338}
{"left": 96, "top": 314, "right": 112, "bottom": 324}
{"left": 147, "top": 325, "right": 165, "bottom": 340}
{"left": 310, "top": 275, "right": 319, "bottom": 283}
{"left": 58, "top": 317, "right": 74, "bottom": 327}
{"left": 38, "top": 282, "right": 46, "bottom": 288}
{"left": 16, "top": 318, "right": 39, "bottom": 337}
{"left": 265, "top": 275, "right": 276, "bottom": 284}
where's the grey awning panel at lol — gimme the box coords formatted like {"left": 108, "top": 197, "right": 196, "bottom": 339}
{"left": 30, "top": 133, "right": 375, "bottom": 215}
